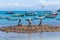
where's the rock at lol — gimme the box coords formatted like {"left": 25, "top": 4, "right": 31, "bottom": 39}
{"left": 6, "top": 12, "right": 14, "bottom": 14}
{"left": 57, "top": 9, "right": 60, "bottom": 12}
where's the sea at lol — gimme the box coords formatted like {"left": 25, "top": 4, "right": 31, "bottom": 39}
{"left": 0, "top": 11, "right": 60, "bottom": 40}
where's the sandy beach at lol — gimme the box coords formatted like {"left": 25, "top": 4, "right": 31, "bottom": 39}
{"left": 0, "top": 25, "right": 60, "bottom": 33}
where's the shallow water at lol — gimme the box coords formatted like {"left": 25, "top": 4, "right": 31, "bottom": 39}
{"left": 0, "top": 11, "right": 60, "bottom": 40}
{"left": 0, "top": 31, "right": 60, "bottom": 40}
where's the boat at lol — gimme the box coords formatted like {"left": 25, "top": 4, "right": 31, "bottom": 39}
{"left": 12, "top": 14, "right": 24, "bottom": 17}
{"left": 25, "top": 11, "right": 37, "bottom": 16}
{"left": 41, "top": 11, "right": 57, "bottom": 18}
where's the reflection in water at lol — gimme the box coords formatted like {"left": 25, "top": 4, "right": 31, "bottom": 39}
{"left": 0, "top": 31, "right": 60, "bottom": 40}
{"left": 0, "top": 31, "right": 42, "bottom": 40}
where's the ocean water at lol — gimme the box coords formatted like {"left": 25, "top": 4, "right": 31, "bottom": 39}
{"left": 0, "top": 11, "right": 60, "bottom": 40}
{"left": 0, "top": 11, "right": 60, "bottom": 27}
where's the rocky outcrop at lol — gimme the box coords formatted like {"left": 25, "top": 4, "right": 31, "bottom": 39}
{"left": 57, "top": 9, "right": 60, "bottom": 12}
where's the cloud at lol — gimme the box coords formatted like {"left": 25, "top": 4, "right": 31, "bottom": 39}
{"left": 0, "top": 3, "right": 35, "bottom": 7}
{"left": 14, "top": 3, "right": 20, "bottom": 6}
{"left": 0, "top": 1, "right": 60, "bottom": 8}
{"left": 7, "top": 3, "right": 12, "bottom": 6}
{"left": 13, "top": 3, "right": 35, "bottom": 7}
{"left": 39, "top": 0, "right": 60, "bottom": 6}
{"left": 0, "top": 3, "right": 12, "bottom": 6}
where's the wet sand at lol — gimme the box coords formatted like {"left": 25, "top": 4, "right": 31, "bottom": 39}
{"left": 0, "top": 25, "right": 60, "bottom": 33}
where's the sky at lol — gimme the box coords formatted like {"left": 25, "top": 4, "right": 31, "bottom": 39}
{"left": 0, "top": 0, "right": 60, "bottom": 11}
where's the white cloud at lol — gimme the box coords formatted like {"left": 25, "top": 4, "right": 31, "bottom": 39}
{"left": 0, "top": 3, "right": 35, "bottom": 7}
{"left": 20, "top": 4, "right": 34, "bottom": 6}
{"left": 39, "top": 0, "right": 60, "bottom": 6}
{"left": 14, "top": 3, "right": 20, "bottom": 6}
{"left": 13, "top": 3, "right": 34, "bottom": 7}
{"left": 0, "top": 3, "right": 12, "bottom": 6}
{"left": 7, "top": 3, "right": 12, "bottom": 6}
